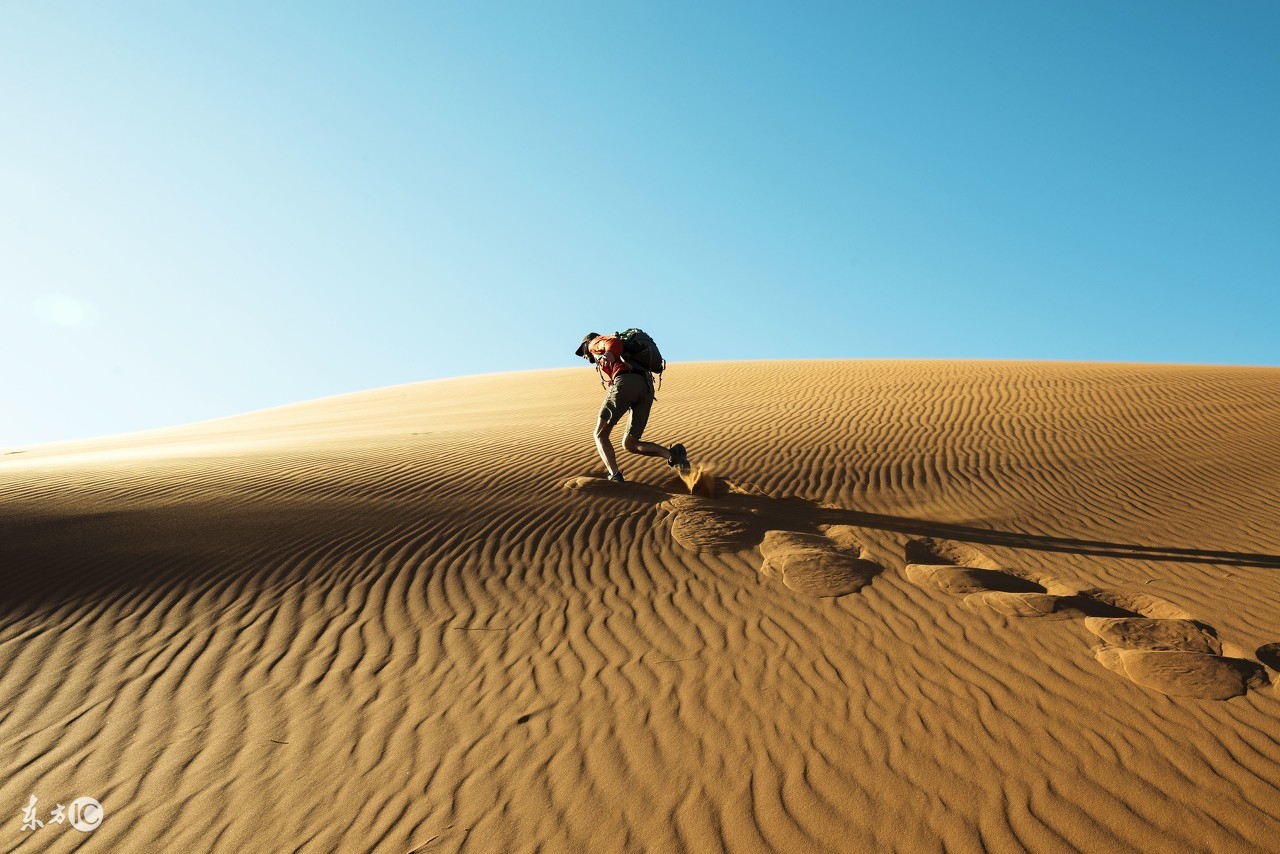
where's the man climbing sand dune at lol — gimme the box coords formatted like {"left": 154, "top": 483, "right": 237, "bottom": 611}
{"left": 575, "top": 329, "right": 691, "bottom": 484}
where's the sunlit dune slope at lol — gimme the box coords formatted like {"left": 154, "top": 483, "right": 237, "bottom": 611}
{"left": 3, "top": 360, "right": 1279, "bottom": 852}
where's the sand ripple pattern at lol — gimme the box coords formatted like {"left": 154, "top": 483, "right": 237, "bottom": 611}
{"left": 2, "top": 361, "right": 1280, "bottom": 852}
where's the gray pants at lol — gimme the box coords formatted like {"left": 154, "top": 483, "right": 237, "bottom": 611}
{"left": 599, "top": 373, "right": 654, "bottom": 438}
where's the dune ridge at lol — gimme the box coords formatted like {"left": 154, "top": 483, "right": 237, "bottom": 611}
{"left": 2, "top": 360, "right": 1279, "bottom": 852}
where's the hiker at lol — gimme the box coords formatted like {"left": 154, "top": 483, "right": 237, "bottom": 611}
{"left": 575, "top": 331, "right": 689, "bottom": 483}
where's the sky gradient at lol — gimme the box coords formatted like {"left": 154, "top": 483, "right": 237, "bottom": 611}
{"left": 3, "top": 2, "right": 1277, "bottom": 446}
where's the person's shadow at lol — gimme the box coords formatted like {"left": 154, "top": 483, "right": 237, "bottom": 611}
{"left": 649, "top": 474, "right": 1280, "bottom": 570}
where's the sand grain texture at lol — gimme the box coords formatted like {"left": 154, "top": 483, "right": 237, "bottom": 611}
{"left": 3, "top": 360, "right": 1280, "bottom": 852}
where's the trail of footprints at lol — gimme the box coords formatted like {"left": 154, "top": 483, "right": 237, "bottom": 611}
{"left": 565, "top": 476, "right": 882, "bottom": 599}
{"left": 572, "top": 480, "right": 1277, "bottom": 701}
{"left": 905, "top": 537, "right": 1271, "bottom": 701}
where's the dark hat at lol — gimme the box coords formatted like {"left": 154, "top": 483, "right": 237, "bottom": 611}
{"left": 574, "top": 332, "right": 600, "bottom": 358}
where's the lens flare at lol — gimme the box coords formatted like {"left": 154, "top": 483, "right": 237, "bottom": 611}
{"left": 32, "top": 296, "right": 97, "bottom": 328}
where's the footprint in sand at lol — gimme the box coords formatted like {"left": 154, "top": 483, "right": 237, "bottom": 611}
{"left": 666, "top": 495, "right": 761, "bottom": 553}
{"left": 758, "top": 526, "right": 881, "bottom": 598}
{"left": 905, "top": 537, "right": 1269, "bottom": 701}
{"left": 663, "top": 493, "right": 881, "bottom": 598}
{"left": 904, "top": 537, "right": 1074, "bottom": 618}
{"left": 1089, "top": 614, "right": 1266, "bottom": 701}
{"left": 1257, "top": 644, "right": 1280, "bottom": 699}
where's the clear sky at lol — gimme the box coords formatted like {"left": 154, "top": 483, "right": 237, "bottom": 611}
{"left": 3, "top": 2, "right": 1277, "bottom": 447}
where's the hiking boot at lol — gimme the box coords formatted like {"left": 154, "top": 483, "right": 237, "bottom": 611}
{"left": 608, "top": 471, "right": 625, "bottom": 483}
{"left": 668, "top": 443, "right": 689, "bottom": 471}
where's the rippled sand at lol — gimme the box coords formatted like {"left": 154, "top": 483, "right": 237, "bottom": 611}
{"left": 3, "top": 361, "right": 1279, "bottom": 851}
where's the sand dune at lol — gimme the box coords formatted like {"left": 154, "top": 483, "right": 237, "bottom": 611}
{"left": 2, "top": 360, "right": 1279, "bottom": 851}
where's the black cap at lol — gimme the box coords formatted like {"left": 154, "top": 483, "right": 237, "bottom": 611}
{"left": 574, "top": 332, "right": 600, "bottom": 358}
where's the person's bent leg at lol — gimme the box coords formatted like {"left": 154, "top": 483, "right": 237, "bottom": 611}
{"left": 622, "top": 433, "right": 673, "bottom": 462}
{"left": 594, "top": 418, "right": 623, "bottom": 477}
{"left": 620, "top": 387, "right": 672, "bottom": 461}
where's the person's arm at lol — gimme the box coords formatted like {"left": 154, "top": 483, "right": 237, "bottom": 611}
{"left": 589, "top": 336, "right": 624, "bottom": 364}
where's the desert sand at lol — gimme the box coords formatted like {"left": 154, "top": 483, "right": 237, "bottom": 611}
{"left": 2, "top": 359, "right": 1279, "bottom": 852}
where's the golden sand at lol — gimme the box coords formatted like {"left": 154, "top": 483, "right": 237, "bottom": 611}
{"left": 3, "top": 360, "right": 1279, "bottom": 851}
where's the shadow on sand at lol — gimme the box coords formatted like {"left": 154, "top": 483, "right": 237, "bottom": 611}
{"left": 640, "top": 473, "right": 1280, "bottom": 570}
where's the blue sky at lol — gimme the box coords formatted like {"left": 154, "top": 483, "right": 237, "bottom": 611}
{"left": 3, "top": 2, "right": 1277, "bottom": 446}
